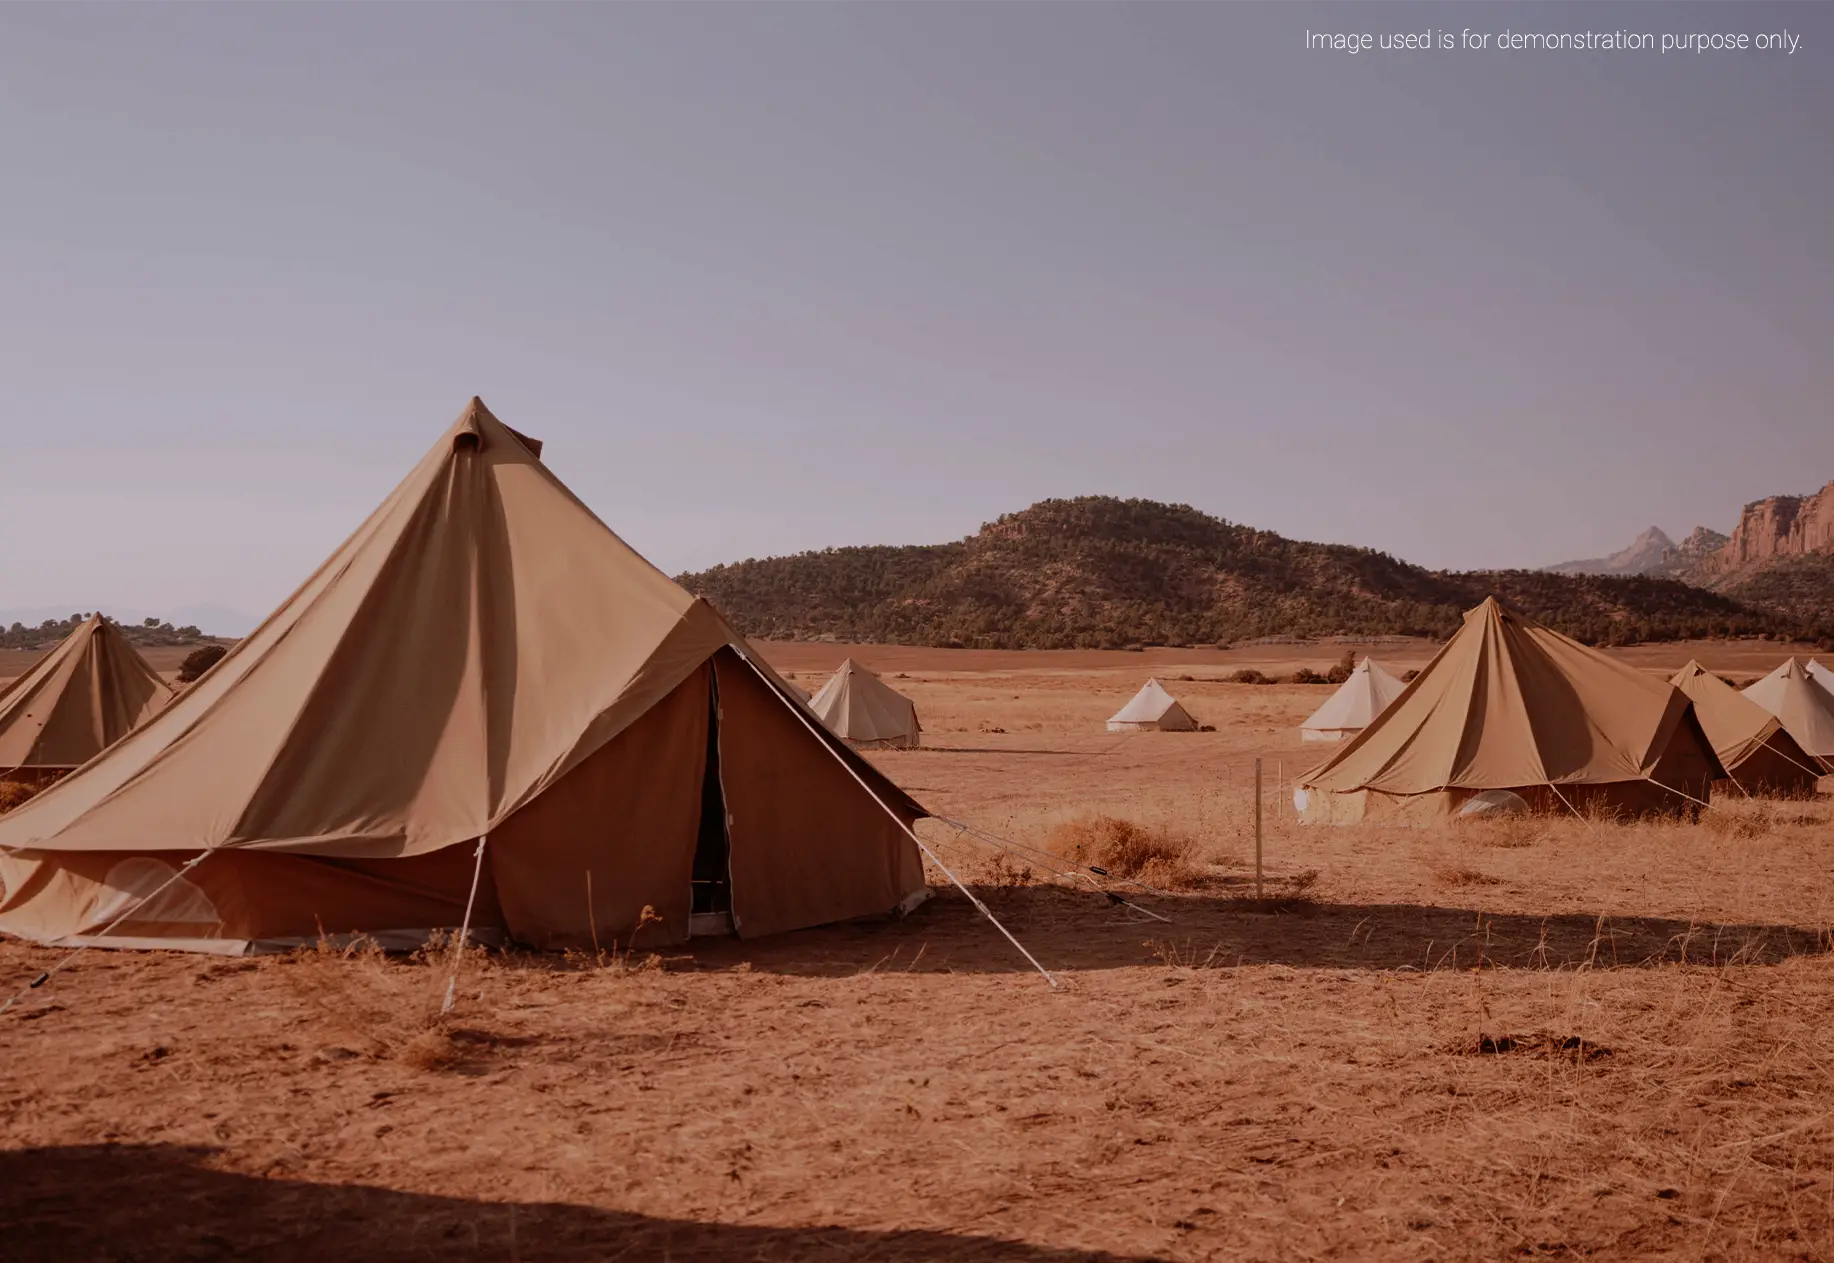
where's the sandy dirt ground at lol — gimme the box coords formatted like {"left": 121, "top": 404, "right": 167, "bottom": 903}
{"left": 0, "top": 640, "right": 233, "bottom": 689}
{"left": 4, "top": 643, "right": 1834, "bottom": 1261}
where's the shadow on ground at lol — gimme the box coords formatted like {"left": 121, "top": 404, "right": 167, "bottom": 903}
{"left": 661, "top": 885, "right": 1834, "bottom": 978}
{"left": 0, "top": 1143, "right": 1159, "bottom": 1263}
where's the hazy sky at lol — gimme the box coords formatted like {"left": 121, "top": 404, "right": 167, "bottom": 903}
{"left": 2, "top": 2, "right": 1829, "bottom": 626}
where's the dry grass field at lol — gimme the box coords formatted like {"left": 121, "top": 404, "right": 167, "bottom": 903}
{"left": 4, "top": 640, "right": 1834, "bottom": 1261}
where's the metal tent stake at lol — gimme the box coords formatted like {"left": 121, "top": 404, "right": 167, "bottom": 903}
{"left": 1254, "top": 757, "right": 1264, "bottom": 900}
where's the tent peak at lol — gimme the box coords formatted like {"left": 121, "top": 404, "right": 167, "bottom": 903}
{"left": 449, "top": 397, "right": 544, "bottom": 459}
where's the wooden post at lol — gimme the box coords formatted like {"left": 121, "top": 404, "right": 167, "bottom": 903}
{"left": 1254, "top": 757, "right": 1264, "bottom": 899}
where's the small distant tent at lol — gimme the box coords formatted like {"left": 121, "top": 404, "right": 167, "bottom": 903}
{"left": 0, "top": 400, "right": 926, "bottom": 954}
{"left": 1107, "top": 679, "right": 1198, "bottom": 732}
{"left": 1670, "top": 661, "right": 1823, "bottom": 795}
{"left": 1300, "top": 658, "right": 1407, "bottom": 742}
{"left": 808, "top": 660, "right": 920, "bottom": 749}
{"left": 1741, "top": 659, "right": 1834, "bottom": 766}
{"left": 0, "top": 614, "right": 172, "bottom": 783}
{"left": 1297, "top": 598, "right": 1721, "bottom": 824}
{"left": 1808, "top": 659, "right": 1834, "bottom": 698}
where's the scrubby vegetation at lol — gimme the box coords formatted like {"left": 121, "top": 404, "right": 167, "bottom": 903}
{"left": 1716, "top": 553, "right": 1834, "bottom": 625}
{"left": 0, "top": 614, "right": 207, "bottom": 651}
{"left": 680, "top": 497, "right": 1829, "bottom": 650}
{"left": 177, "top": 644, "right": 230, "bottom": 682}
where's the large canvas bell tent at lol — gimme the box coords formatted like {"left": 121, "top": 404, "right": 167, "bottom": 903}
{"left": 1298, "top": 599, "right": 1721, "bottom": 824}
{"left": 1106, "top": 679, "right": 1197, "bottom": 732}
{"left": 808, "top": 659, "right": 920, "bottom": 749}
{"left": 1741, "top": 659, "right": 1834, "bottom": 765}
{"left": 0, "top": 614, "right": 172, "bottom": 782}
{"left": 1299, "top": 657, "right": 1407, "bottom": 742}
{"left": 0, "top": 400, "right": 926, "bottom": 954}
{"left": 1670, "top": 661, "right": 1823, "bottom": 795}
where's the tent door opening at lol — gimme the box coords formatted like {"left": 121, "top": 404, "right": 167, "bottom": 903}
{"left": 689, "top": 674, "right": 734, "bottom": 937}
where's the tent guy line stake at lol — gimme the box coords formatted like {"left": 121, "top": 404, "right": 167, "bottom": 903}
{"left": 1254, "top": 758, "right": 1264, "bottom": 900}
{"left": 442, "top": 832, "right": 490, "bottom": 1015}
{"left": 735, "top": 649, "right": 1058, "bottom": 987}
{"left": 1546, "top": 782, "right": 1601, "bottom": 840}
{"left": 1, "top": 850, "right": 211, "bottom": 1018}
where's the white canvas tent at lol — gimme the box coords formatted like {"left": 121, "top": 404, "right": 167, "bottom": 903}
{"left": 808, "top": 659, "right": 920, "bottom": 749}
{"left": 1743, "top": 659, "right": 1834, "bottom": 764}
{"left": 1808, "top": 659, "right": 1834, "bottom": 698}
{"left": 1106, "top": 679, "right": 1197, "bottom": 732}
{"left": 1300, "top": 658, "right": 1407, "bottom": 742}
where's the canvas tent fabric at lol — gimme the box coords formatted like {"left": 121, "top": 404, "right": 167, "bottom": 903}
{"left": 807, "top": 660, "right": 921, "bottom": 749}
{"left": 1741, "top": 660, "right": 1834, "bottom": 764}
{"left": 1107, "top": 679, "right": 1197, "bottom": 732}
{"left": 1298, "top": 599, "right": 1722, "bottom": 824}
{"left": 0, "top": 399, "right": 926, "bottom": 954}
{"left": 1808, "top": 659, "right": 1834, "bottom": 698}
{"left": 1669, "top": 661, "right": 1823, "bottom": 795}
{"left": 1300, "top": 658, "right": 1408, "bottom": 742}
{"left": 0, "top": 614, "right": 172, "bottom": 777}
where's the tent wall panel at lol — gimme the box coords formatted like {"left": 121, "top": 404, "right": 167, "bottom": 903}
{"left": 716, "top": 651, "right": 924, "bottom": 940}
{"left": 489, "top": 664, "right": 711, "bottom": 950}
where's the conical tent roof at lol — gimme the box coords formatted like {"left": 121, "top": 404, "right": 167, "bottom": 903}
{"left": 0, "top": 399, "right": 919, "bottom": 860}
{"left": 1742, "top": 659, "right": 1834, "bottom": 761}
{"left": 1301, "top": 657, "right": 1407, "bottom": 736}
{"left": 1303, "top": 599, "right": 1718, "bottom": 795}
{"left": 0, "top": 614, "right": 172, "bottom": 771}
{"left": 1670, "top": 661, "right": 1820, "bottom": 777}
{"left": 1808, "top": 659, "right": 1834, "bottom": 697}
{"left": 808, "top": 660, "right": 920, "bottom": 747}
{"left": 1107, "top": 678, "right": 1197, "bottom": 730}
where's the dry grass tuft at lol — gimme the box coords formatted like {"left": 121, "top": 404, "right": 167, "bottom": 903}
{"left": 1431, "top": 864, "right": 1503, "bottom": 889}
{"left": 0, "top": 780, "right": 45, "bottom": 814}
{"left": 1041, "top": 813, "right": 1228, "bottom": 891}
{"left": 277, "top": 937, "right": 458, "bottom": 1067}
{"left": 1046, "top": 813, "right": 1185, "bottom": 873}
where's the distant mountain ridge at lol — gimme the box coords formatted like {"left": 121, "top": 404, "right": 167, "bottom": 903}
{"left": 1545, "top": 527, "right": 1680, "bottom": 577}
{"left": 1544, "top": 525, "right": 1731, "bottom": 579}
{"left": 680, "top": 496, "right": 1827, "bottom": 651}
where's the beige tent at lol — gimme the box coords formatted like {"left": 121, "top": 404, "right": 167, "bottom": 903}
{"left": 0, "top": 614, "right": 172, "bottom": 782}
{"left": 1742, "top": 660, "right": 1834, "bottom": 764}
{"left": 0, "top": 400, "right": 926, "bottom": 954}
{"left": 1300, "top": 657, "right": 1407, "bottom": 742}
{"left": 808, "top": 660, "right": 920, "bottom": 749}
{"left": 1107, "top": 679, "right": 1197, "bottom": 732}
{"left": 1808, "top": 659, "right": 1834, "bottom": 698}
{"left": 1670, "top": 661, "right": 1823, "bottom": 795}
{"left": 1298, "top": 599, "right": 1721, "bottom": 824}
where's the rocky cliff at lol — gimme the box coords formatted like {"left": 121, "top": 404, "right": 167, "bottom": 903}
{"left": 1694, "top": 480, "right": 1834, "bottom": 577}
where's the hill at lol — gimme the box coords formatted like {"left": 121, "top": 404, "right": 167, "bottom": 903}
{"left": 680, "top": 497, "right": 1827, "bottom": 651}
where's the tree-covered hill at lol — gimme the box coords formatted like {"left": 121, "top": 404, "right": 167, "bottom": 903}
{"left": 679, "top": 497, "right": 1829, "bottom": 650}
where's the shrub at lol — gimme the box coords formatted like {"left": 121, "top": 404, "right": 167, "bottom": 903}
{"left": 1045, "top": 814, "right": 1194, "bottom": 879}
{"left": 1228, "top": 668, "right": 1271, "bottom": 685}
{"left": 1325, "top": 650, "right": 1356, "bottom": 684}
{"left": 178, "top": 644, "right": 229, "bottom": 682}
{"left": 0, "top": 779, "right": 47, "bottom": 814}
{"left": 1289, "top": 667, "right": 1326, "bottom": 684}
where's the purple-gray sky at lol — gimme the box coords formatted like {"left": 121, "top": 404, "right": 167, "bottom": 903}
{"left": 2, "top": 2, "right": 1829, "bottom": 631}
